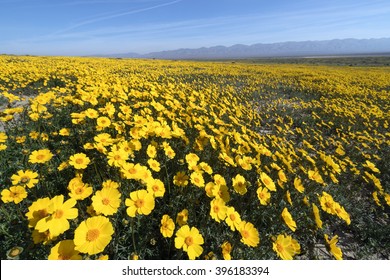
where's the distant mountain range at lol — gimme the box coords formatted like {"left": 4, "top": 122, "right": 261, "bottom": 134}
{"left": 96, "top": 38, "right": 390, "bottom": 59}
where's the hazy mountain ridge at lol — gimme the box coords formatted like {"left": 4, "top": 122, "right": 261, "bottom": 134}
{"left": 99, "top": 38, "right": 390, "bottom": 59}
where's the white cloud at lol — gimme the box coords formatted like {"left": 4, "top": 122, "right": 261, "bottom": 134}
{"left": 51, "top": 0, "right": 182, "bottom": 35}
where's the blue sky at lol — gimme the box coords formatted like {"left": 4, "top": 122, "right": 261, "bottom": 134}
{"left": 1, "top": 0, "right": 389, "bottom": 56}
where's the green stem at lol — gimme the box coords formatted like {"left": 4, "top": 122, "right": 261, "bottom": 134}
{"left": 93, "top": 161, "right": 104, "bottom": 183}
{"left": 38, "top": 165, "right": 52, "bottom": 198}
{"left": 16, "top": 202, "right": 25, "bottom": 220}
{"left": 0, "top": 205, "right": 12, "bottom": 222}
{"left": 164, "top": 161, "right": 171, "bottom": 197}
{"left": 131, "top": 218, "right": 137, "bottom": 255}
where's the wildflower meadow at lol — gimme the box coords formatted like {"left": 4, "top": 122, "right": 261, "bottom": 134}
{"left": 0, "top": 55, "right": 389, "bottom": 260}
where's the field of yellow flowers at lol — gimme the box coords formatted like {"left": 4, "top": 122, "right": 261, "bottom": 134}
{"left": 0, "top": 55, "right": 389, "bottom": 260}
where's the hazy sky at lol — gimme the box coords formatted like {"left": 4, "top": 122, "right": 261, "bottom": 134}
{"left": 1, "top": 0, "right": 389, "bottom": 56}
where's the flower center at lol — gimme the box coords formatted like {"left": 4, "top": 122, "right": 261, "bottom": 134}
{"left": 213, "top": 205, "right": 220, "bottom": 213}
{"left": 185, "top": 236, "right": 194, "bottom": 246}
{"left": 258, "top": 192, "right": 265, "bottom": 199}
{"left": 263, "top": 178, "right": 270, "bottom": 185}
{"left": 135, "top": 199, "right": 144, "bottom": 208}
{"left": 102, "top": 197, "right": 110, "bottom": 205}
{"left": 54, "top": 209, "right": 64, "bottom": 219}
{"left": 325, "top": 201, "right": 332, "bottom": 209}
{"left": 75, "top": 187, "right": 84, "bottom": 194}
{"left": 114, "top": 155, "right": 121, "bottom": 160}
{"left": 75, "top": 158, "right": 84, "bottom": 164}
{"left": 36, "top": 154, "right": 45, "bottom": 160}
{"left": 276, "top": 243, "right": 284, "bottom": 253}
{"left": 129, "top": 168, "right": 137, "bottom": 174}
{"left": 229, "top": 214, "right": 236, "bottom": 221}
{"left": 241, "top": 230, "right": 249, "bottom": 239}
{"left": 21, "top": 176, "right": 29, "bottom": 183}
{"left": 86, "top": 228, "right": 100, "bottom": 241}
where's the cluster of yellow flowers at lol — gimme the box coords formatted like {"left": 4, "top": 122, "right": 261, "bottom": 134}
{"left": 0, "top": 55, "right": 389, "bottom": 260}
